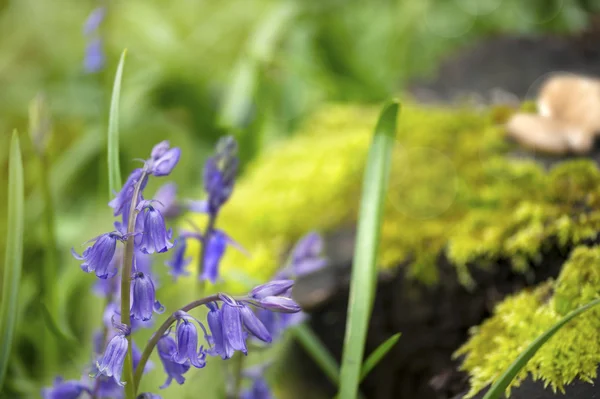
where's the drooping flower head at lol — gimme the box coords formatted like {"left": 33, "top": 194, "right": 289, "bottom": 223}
{"left": 200, "top": 229, "right": 244, "bottom": 283}
{"left": 72, "top": 232, "right": 125, "bottom": 279}
{"left": 172, "top": 311, "right": 208, "bottom": 368}
{"left": 131, "top": 272, "right": 164, "bottom": 321}
{"left": 94, "top": 321, "right": 131, "bottom": 386}
{"left": 157, "top": 334, "right": 191, "bottom": 388}
{"left": 137, "top": 202, "right": 174, "bottom": 254}
{"left": 165, "top": 238, "right": 191, "bottom": 280}
{"left": 41, "top": 377, "right": 90, "bottom": 399}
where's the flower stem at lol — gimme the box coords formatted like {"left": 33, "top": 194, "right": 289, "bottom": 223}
{"left": 133, "top": 294, "right": 220, "bottom": 393}
{"left": 121, "top": 170, "right": 148, "bottom": 399}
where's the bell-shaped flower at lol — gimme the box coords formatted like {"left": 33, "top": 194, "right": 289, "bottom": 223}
{"left": 205, "top": 302, "right": 225, "bottom": 358}
{"left": 252, "top": 296, "right": 302, "bottom": 314}
{"left": 153, "top": 182, "right": 180, "bottom": 219}
{"left": 157, "top": 334, "right": 191, "bottom": 388}
{"left": 200, "top": 229, "right": 245, "bottom": 283}
{"left": 137, "top": 204, "right": 173, "bottom": 254}
{"left": 239, "top": 304, "right": 271, "bottom": 343}
{"left": 72, "top": 232, "right": 123, "bottom": 279}
{"left": 41, "top": 377, "right": 90, "bottom": 399}
{"left": 150, "top": 145, "right": 181, "bottom": 177}
{"left": 131, "top": 272, "right": 164, "bottom": 321}
{"left": 172, "top": 311, "right": 208, "bottom": 368}
{"left": 165, "top": 239, "right": 191, "bottom": 280}
{"left": 109, "top": 168, "right": 147, "bottom": 218}
{"left": 95, "top": 321, "right": 130, "bottom": 386}
{"left": 250, "top": 280, "right": 294, "bottom": 300}
{"left": 220, "top": 298, "right": 247, "bottom": 359}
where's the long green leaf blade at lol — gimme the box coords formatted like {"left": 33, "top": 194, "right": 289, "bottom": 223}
{"left": 360, "top": 333, "right": 401, "bottom": 381}
{"left": 0, "top": 131, "right": 25, "bottom": 389}
{"left": 290, "top": 323, "right": 340, "bottom": 386}
{"left": 338, "top": 101, "right": 400, "bottom": 399}
{"left": 108, "top": 49, "right": 127, "bottom": 196}
{"left": 483, "top": 297, "right": 600, "bottom": 399}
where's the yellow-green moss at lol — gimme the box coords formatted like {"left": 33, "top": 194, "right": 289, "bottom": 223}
{"left": 185, "top": 102, "right": 600, "bottom": 289}
{"left": 457, "top": 246, "right": 600, "bottom": 397}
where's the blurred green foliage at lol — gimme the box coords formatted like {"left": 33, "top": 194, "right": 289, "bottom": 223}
{"left": 0, "top": 0, "right": 598, "bottom": 397}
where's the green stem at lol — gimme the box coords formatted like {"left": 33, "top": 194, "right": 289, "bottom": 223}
{"left": 120, "top": 170, "right": 148, "bottom": 399}
{"left": 133, "top": 294, "right": 220, "bottom": 392}
{"left": 39, "top": 154, "right": 59, "bottom": 376}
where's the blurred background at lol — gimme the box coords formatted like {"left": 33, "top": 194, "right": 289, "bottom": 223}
{"left": 1, "top": 0, "right": 600, "bottom": 398}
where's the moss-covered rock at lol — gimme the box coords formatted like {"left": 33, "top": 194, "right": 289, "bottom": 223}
{"left": 456, "top": 246, "right": 600, "bottom": 397}
{"left": 188, "top": 103, "right": 600, "bottom": 291}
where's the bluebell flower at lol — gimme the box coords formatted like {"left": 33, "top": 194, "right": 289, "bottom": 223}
{"left": 109, "top": 168, "right": 147, "bottom": 219}
{"left": 154, "top": 182, "right": 180, "bottom": 218}
{"left": 150, "top": 147, "right": 181, "bottom": 177}
{"left": 95, "top": 321, "right": 130, "bottom": 386}
{"left": 239, "top": 304, "right": 271, "bottom": 343}
{"left": 41, "top": 377, "right": 90, "bottom": 399}
{"left": 137, "top": 203, "right": 173, "bottom": 254}
{"left": 200, "top": 229, "right": 244, "bottom": 283}
{"left": 157, "top": 334, "right": 191, "bottom": 388}
{"left": 220, "top": 297, "right": 247, "bottom": 358}
{"left": 84, "top": 37, "right": 105, "bottom": 73}
{"left": 250, "top": 280, "right": 294, "bottom": 299}
{"left": 131, "top": 272, "right": 164, "bottom": 321}
{"left": 151, "top": 141, "right": 170, "bottom": 159}
{"left": 83, "top": 7, "right": 105, "bottom": 35}
{"left": 165, "top": 238, "right": 191, "bottom": 279}
{"left": 172, "top": 311, "right": 208, "bottom": 368}
{"left": 203, "top": 136, "right": 238, "bottom": 216}
{"left": 205, "top": 303, "right": 225, "bottom": 358}
{"left": 94, "top": 375, "right": 124, "bottom": 399}
{"left": 72, "top": 232, "right": 124, "bottom": 279}
{"left": 241, "top": 377, "right": 273, "bottom": 399}
{"left": 93, "top": 247, "right": 122, "bottom": 297}
{"left": 253, "top": 296, "right": 302, "bottom": 313}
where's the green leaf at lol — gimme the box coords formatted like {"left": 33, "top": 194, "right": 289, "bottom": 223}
{"left": 483, "top": 297, "right": 600, "bottom": 399}
{"left": 0, "top": 131, "right": 24, "bottom": 389}
{"left": 108, "top": 49, "right": 127, "bottom": 196}
{"left": 360, "top": 333, "right": 401, "bottom": 381}
{"left": 338, "top": 100, "right": 400, "bottom": 399}
{"left": 290, "top": 323, "right": 340, "bottom": 386}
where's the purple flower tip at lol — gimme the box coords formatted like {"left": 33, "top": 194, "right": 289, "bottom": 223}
{"left": 250, "top": 280, "right": 294, "bottom": 300}
{"left": 253, "top": 296, "right": 302, "bottom": 314}
{"left": 151, "top": 147, "right": 181, "bottom": 177}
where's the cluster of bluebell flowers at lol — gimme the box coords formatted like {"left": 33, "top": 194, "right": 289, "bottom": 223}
{"left": 43, "top": 137, "right": 304, "bottom": 399}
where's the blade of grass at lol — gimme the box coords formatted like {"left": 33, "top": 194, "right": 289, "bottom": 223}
{"left": 108, "top": 49, "right": 127, "bottom": 196}
{"left": 338, "top": 101, "right": 400, "bottom": 399}
{"left": 0, "top": 131, "right": 25, "bottom": 389}
{"left": 483, "top": 297, "right": 600, "bottom": 399}
{"left": 289, "top": 323, "right": 340, "bottom": 386}
{"left": 360, "top": 333, "right": 401, "bottom": 381}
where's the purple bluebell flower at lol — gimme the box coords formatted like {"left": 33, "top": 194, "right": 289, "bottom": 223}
{"left": 241, "top": 377, "right": 273, "bottom": 399}
{"left": 239, "top": 304, "right": 271, "bottom": 343}
{"left": 220, "top": 297, "right": 247, "bottom": 358}
{"left": 146, "top": 141, "right": 180, "bottom": 177}
{"left": 93, "top": 247, "right": 122, "bottom": 297}
{"left": 83, "top": 7, "right": 105, "bottom": 35}
{"left": 203, "top": 136, "right": 238, "bottom": 216}
{"left": 95, "top": 321, "right": 130, "bottom": 386}
{"left": 41, "top": 377, "right": 90, "bottom": 399}
{"left": 131, "top": 272, "right": 164, "bottom": 321}
{"left": 157, "top": 334, "right": 191, "bottom": 388}
{"left": 84, "top": 37, "right": 105, "bottom": 73}
{"left": 109, "top": 168, "right": 147, "bottom": 219}
{"left": 205, "top": 303, "right": 225, "bottom": 358}
{"left": 200, "top": 229, "right": 245, "bottom": 283}
{"left": 250, "top": 280, "right": 294, "bottom": 300}
{"left": 154, "top": 182, "right": 180, "bottom": 218}
{"left": 137, "top": 204, "right": 173, "bottom": 254}
{"left": 165, "top": 239, "right": 191, "bottom": 279}
{"left": 172, "top": 311, "right": 208, "bottom": 368}
{"left": 94, "top": 375, "right": 124, "bottom": 399}
{"left": 72, "top": 232, "right": 124, "bottom": 279}
{"left": 253, "top": 296, "right": 302, "bottom": 313}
